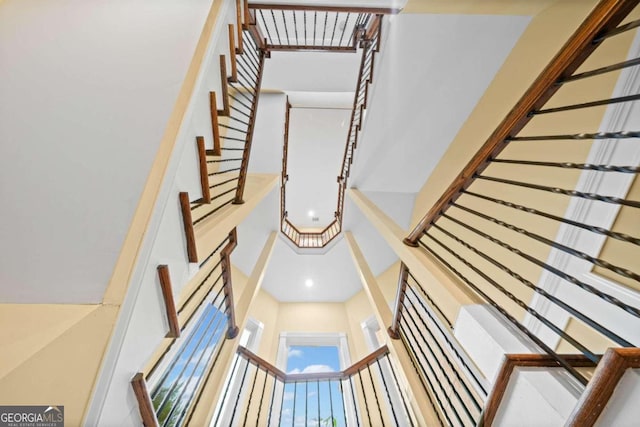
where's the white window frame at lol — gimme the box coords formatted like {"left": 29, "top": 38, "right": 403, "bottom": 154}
{"left": 272, "top": 332, "right": 356, "bottom": 426}
{"left": 209, "top": 317, "right": 264, "bottom": 427}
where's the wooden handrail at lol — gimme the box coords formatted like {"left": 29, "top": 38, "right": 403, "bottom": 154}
{"left": 247, "top": 3, "right": 400, "bottom": 14}
{"left": 179, "top": 192, "right": 198, "bottom": 262}
{"left": 228, "top": 24, "right": 238, "bottom": 82}
{"left": 566, "top": 347, "right": 640, "bottom": 427}
{"left": 218, "top": 55, "right": 230, "bottom": 116}
{"left": 195, "top": 136, "right": 211, "bottom": 204}
{"left": 220, "top": 228, "right": 239, "bottom": 339}
{"left": 157, "top": 265, "right": 181, "bottom": 338}
{"left": 235, "top": 0, "right": 244, "bottom": 54}
{"left": 387, "top": 262, "right": 409, "bottom": 339}
{"left": 365, "top": 14, "right": 382, "bottom": 41}
{"left": 209, "top": 91, "right": 221, "bottom": 156}
{"left": 237, "top": 346, "right": 287, "bottom": 381}
{"left": 131, "top": 373, "right": 159, "bottom": 427}
{"left": 483, "top": 354, "right": 597, "bottom": 426}
{"left": 404, "top": 0, "right": 640, "bottom": 246}
{"left": 237, "top": 345, "right": 391, "bottom": 382}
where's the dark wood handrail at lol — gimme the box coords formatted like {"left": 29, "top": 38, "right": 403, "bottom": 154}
{"left": 220, "top": 228, "right": 239, "bottom": 339}
{"left": 237, "top": 345, "right": 391, "bottom": 382}
{"left": 566, "top": 347, "right": 640, "bottom": 427}
{"left": 236, "top": 0, "right": 244, "bottom": 54}
{"left": 209, "top": 91, "right": 222, "bottom": 156}
{"left": 196, "top": 136, "right": 211, "bottom": 204}
{"left": 248, "top": 3, "right": 400, "bottom": 14}
{"left": 483, "top": 354, "right": 597, "bottom": 426}
{"left": 387, "top": 262, "right": 409, "bottom": 339}
{"left": 179, "top": 192, "right": 198, "bottom": 262}
{"left": 157, "top": 265, "right": 181, "bottom": 338}
{"left": 228, "top": 24, "right": 238, "bottom": 82}
{"left": 131, "top": 373, "right": 160, "bottom": 427}
{"left": 404, "top": 0, "right": 640, "bottom": 246}
{"left": 218, "top": 55, "right": 230, "bottom": 117}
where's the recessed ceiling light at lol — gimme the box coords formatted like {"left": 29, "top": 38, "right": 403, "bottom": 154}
{"left": 305, "top": 279, "right": 313, "bottom": 288}
{"left": 308, "top": 210, "right": 315, "bottom": 217}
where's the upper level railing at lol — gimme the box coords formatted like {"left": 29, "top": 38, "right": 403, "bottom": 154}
{"left": 212, "top": 345, "right": 417, "bottom": 426}
{"left": 278, "top": 10, "right": 384, "bottom": 248}
{"left": 400, "top": 0, "right": 639, "bottom": 405}
{"left": 246, "top": 3, "right": 396, "bottom": 52}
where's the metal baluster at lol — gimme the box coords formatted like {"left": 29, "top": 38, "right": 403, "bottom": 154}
{"left": 477, "top": 174, "right": 640, "bottom": 208}
{"left": 229, "top": 358, "right": 251, "bottom": 425}
{"left": 255, "top": 369, "right": 269, "bottom": 426}
{"left": 418, "top": 234, "right": 591, "bottom": 385}
{"left": 401, "top": 302, "right": 473, "bottom": 425}
{"left": 399, "top": 321, "right": 456, "bottom": 426}
{"left": 212, "top": 355, "right": 240, "bottom": 426}
{"left": 357, "top": 371, "right": 372, "bottom": 427}
{"left": 366, "top": 365, "right": 384, "bottom": 425}
{"left": 241, "top": 363, "right": 260, "bottom": 427}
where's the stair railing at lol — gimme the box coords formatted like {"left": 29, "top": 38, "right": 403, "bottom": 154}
{"left": 403, "top": 0, "right": 640, "bottom": 387}
{"left": 186, "top": 7, "right": 267, "bottom": 235}
{"left": 246, "top": 3, "right": 396, "bottom": 52}
{"left": 388, "top": 263, "right": 489, "bottom": 427}
{"left": 132, "top": 230, "right": 240, "bottom": 427}
{"left": 212, "top": 345, "right": 417, "bottom": 426}
{"left": 276, "top": 12, "right": 384, "bottom": 248}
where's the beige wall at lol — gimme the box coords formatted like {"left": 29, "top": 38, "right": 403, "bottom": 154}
{"left": 593, "top": 175, "right": 640, "bottom": 292}
{"left": 377, "top": 261, "right": 402, "bottom": 308}
{"left": 410, "top": 0, "right": 637, "bottom": 323}
{"left": 248, "top": 289, "right": 280, "bottom": 360}
{"left": 0, "top": 304, "right": 117, "bottom": 425}
{"left": 403, "top": 0, "right": 554, "bottom": 15}
{"left": 345, "top": 291, "right": 376, "bottom": 360}
{"left": 555, "top": 316, "right": 615, "bottom": 354}
{"left": 246, "top": 290, "right": 383, "bottom": 364}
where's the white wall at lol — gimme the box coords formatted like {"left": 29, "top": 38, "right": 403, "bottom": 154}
{"left": 0, "top": 0, "right": 213, "bottom": 303}
{"left": 287, "top": 107, "right": 351, "bottom": 227}
{"left": 78, "top": 0, "right": 242, "bottom": 424}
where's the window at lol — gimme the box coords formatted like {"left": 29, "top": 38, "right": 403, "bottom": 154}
{"left": 274, "top": 333, "right": 356, "bottom": 426}
{"left": 150, "top": 305, "right": 228, "bottom": 427}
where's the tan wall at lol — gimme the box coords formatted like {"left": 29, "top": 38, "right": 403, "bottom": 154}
{"left": 344, "top": 291, "right": 376, "bottom": 360}
{"left": 593, "top": 175, "right": 640, "bottom": 292}
{"left": 410, "top": 0, "right": 637, "bottom": 323}
{"left": 231, "top": 264, "right": 249, "bottom": 304}
{"left": 377, "top": 261, "right": 401, "bottom": 308}
{"left": 403, "top": 0, "right": 554, "bottom": 15}
{"left": 555, "top": 316, "right": 615, "bottom": 354}
{"left": 0, "top": 304, "right": 117, "bottom": 425}
{"left": 246, "top": 291, "right": 384, "bottom": 364}
{"left": 248, "top": 289, "right": 280, "bottom": 360}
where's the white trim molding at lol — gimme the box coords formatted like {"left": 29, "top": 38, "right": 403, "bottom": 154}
{"left": 525, "top": 29, "right": 640, "bottom": 349}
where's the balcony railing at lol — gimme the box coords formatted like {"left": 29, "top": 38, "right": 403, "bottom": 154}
{"left": 212, "top": 345, "right": 417, "bottom": 426}
{"left": 246, "top": 3, "right": 396, "bottom": 52}
{"left": 278, "top": 10, "right": 384, "bottom": 248}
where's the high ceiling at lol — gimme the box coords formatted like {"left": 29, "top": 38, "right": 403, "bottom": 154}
{"left": 237, "top": 11, "right": 531, "bottom": 302}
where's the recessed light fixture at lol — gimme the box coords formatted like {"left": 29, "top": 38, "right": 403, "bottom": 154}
{"left": 305, "top": 279, "right": 313, "bottom": 288}
{"left": 308, "top": 210, "right": 315, "bottom": 217}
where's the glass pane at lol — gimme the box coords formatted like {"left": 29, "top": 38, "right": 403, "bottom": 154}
{"left": 151, "top": 305, "right": 228, "bottom": 427}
